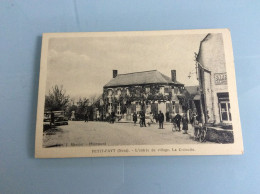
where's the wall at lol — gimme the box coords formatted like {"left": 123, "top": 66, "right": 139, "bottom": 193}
{"left": 199, "top": 33, "right": 230, "bottom": 124}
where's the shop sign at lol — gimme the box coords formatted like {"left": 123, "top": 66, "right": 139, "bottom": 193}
{"left": 214, "top": 73, "right": 227, "bottom": 85}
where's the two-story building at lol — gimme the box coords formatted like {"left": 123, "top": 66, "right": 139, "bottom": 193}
{"left": 102, "top": 69, "right": 185, "bottom": 122}
{"left": 196, "top": 33, "right": 232, "bottom": 125}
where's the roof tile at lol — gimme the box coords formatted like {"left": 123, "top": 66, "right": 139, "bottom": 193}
{"left": 104, "top": 70, "right": 183, "bottom": 88}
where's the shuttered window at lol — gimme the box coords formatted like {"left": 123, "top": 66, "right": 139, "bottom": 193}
{"left": 151, "top": 103, "right": 158, "bottom": 114}
{"left": 166, "top": 103, "right": 173, "bottom": 113}
{"left": 175, "top": 103, "right": 179, "bottom": 113}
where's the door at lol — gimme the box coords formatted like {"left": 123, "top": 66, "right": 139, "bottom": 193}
{"left": 136, "top": 103, "right": 141, "bottom": 113}
{"left": 158, "top": 102, "right": 166, "bottom": 121}
{"left": 117, "top": 103, "right": 121, "bottom": 116}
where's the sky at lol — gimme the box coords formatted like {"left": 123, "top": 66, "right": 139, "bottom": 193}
{"left": 46, "top": 33, "right": 207, "bottom": 99}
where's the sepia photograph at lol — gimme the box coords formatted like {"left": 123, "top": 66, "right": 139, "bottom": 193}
{"left": 35, "top": 29, "right": 243, "bottom": 158}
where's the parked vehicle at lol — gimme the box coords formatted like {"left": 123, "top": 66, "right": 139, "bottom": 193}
{"left": 44, "top": 111, "right": 69, "bottom": 126}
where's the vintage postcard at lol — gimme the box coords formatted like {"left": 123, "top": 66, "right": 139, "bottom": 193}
{"left": 35, "top": 29, "right": 243, "bottom": 158}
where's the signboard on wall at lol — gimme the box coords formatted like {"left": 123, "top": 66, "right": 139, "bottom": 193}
{"left": 214, "top": 73, "right": 227, "bottom": 85}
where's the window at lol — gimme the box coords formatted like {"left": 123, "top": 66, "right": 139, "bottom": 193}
{"left": 145, "top": 87, "right": 150, "bottom": 93}
{"left": 108, "top": 90, "right": 113, "bottom": 96}
{"left": 146, "top": 104, "right": 151, "bottom": 114}
{"left": 218, "top": 93, "right": 232, "bottom": 122}
{"left": 166, "top": 103, "right": 173, "bottom": 113}
{"left": 108, "top": 103, "right": 112, "bottom": 113}
{"left": 220, "top": 103, "right": 228, "bottom": 120}
{"left": 136, "top": 103, "right": 141, "bottom": 113}
{"left": 164, "top": 87, "right": 169, "bottom": 93}
{"left": 117, "top": 103, "right": 121, "bottom": 115}
{"left": 175, "top": 103, "right": 179, "bottom": 113}
{"left": 108, "top": 97, "right": 112, "bottom": 103}
{"left": 219, "top": 102, "right": 232, "bottom": 122}
{"left": 174, "top": 87, "right": 178, "bottom": 94}
{"left": 131, "top": 104, "right": 136, "bottom": 113}
{"left": 126, "top": 88, "right": 130, "bottom": 96}
{"left": 151, "top": 103, "right": 158, "bottom": 114}
{"left": 115, "top": 89, "right": 121, "bottom": 99}
{"left": 127, "top": 107, "right": 131, "bottom": 114}
{"left": 159, "top": 87, "right": 164, "bottom": 94}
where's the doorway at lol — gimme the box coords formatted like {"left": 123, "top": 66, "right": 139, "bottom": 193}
{"left": 158, "top": 102, "right": 166, "bottom": 121}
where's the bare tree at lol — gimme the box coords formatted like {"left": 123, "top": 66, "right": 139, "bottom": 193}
{"left": 88, "top": 94, "right": 97, "bottom": 106}
{"left": 76, "top": 97, "right": 89, "bottom": 115}
{"left": 45, "top": 85, "right": 70, "bottom": 111}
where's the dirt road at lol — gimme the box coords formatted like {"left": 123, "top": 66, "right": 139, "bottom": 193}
{"left": 43, "top": 121, "right": 201, "bottom": 147}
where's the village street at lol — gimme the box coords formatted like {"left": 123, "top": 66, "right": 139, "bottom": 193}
{"left": 43, "top": 121, "right": 202, "bottom": 148}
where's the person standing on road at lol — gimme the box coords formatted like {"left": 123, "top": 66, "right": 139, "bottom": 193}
{"left": 84, "top": 112, "right": 89, "bottom": 122}
{"left": 154, "top": 112, "right": 158, "bottom": 123}
{"left": 111, "top": 111, "right": 115, "bottom": 124}
{"left": 158, "top": 111, "right": 164, "bottom": 129}
{"left": 147, "top": 112, "right": 154, "bottom": 126}
{"left": 71, "top": 110, "right": 75, "bottom": 121}
{"left": 133, "top": 111, "right": 137, "bottom": 126}
{"left": 140, "top": 111, "right": 146, "bottom": 127}
{"left": 171, "top": 113, "right": 177, "bottom": 131}
{"left": 174, "top": 113, "right": 182, "bottom": 131}
{"left": 138, "top": 112, "right": 142, "bottom": 127}
{"left": 50, "top": 111, "right": 55, "bottom": 128}
{"left": 182, "top": 113, "right": 189, "bottom": 134}
{"left": 191, "top": 112, "right": 198, "bottom": 127}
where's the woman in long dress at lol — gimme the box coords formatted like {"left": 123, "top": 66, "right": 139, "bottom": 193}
{"left": 133, "top": 112, "right": 137, "bottom": 126}
{"left": 182, "top": 113, "right": 189, "bottom": 134}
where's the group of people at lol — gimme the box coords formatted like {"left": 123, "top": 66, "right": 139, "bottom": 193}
{"left": 133, "top": 111, "right": 147, "bottom": 127}
{"left": 132, "top": 111, "right": 165, "bottom": 129}
{"left": 132, "top": 111, "right": 190, "bottom": 134}
{"left": 83, "top": 109, "right": 191, "bottom": 134}
{"left": 171, "top": 113, "right": 189, "bottom": 134}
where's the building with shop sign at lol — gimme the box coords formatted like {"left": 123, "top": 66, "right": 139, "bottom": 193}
{"left": 196, "top": 33, "right": 232, "bottom": 125}
{"left": 102, "top": 69, "right": 185, "bottom": 122}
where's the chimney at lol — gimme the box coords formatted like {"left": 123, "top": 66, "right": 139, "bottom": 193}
{"left": 171, "top": 70, "right": 176, "bottom": 82}
{"left": 113, "top": 70, "right": 118, "bottom": 78}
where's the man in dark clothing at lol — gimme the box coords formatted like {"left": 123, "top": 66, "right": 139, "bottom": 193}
{"left": 111, "top": 111, "right": 115, "bottom": 124}
{"left": 166, "top": 112, "right": 170, "bottom": 122}
{"left": 84, "top": 112, "right": 89, "bottom": 122}
{"left": 140, "top": 111, "right": 146, "bottom": 127}
{"left": 174, "top": 113, "right": 182, "bottom": 131}
{"left": 133, "top": 112, "right": 137, "bottom": 126}
{"left": 154, "top": 112, "right": 158, "bottom": 123}
{"left": 158, "top": 111, "right": 164, "bottom": 129}
{"left": 50, "top": 111, "right": 55, "bottom": 128}
{"left": 182, "top": 113, "right": 189, "bottom": 134}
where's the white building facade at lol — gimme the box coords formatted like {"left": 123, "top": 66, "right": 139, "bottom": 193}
{"left": 196, "top": 33, "right": 232, "bottom": 125}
